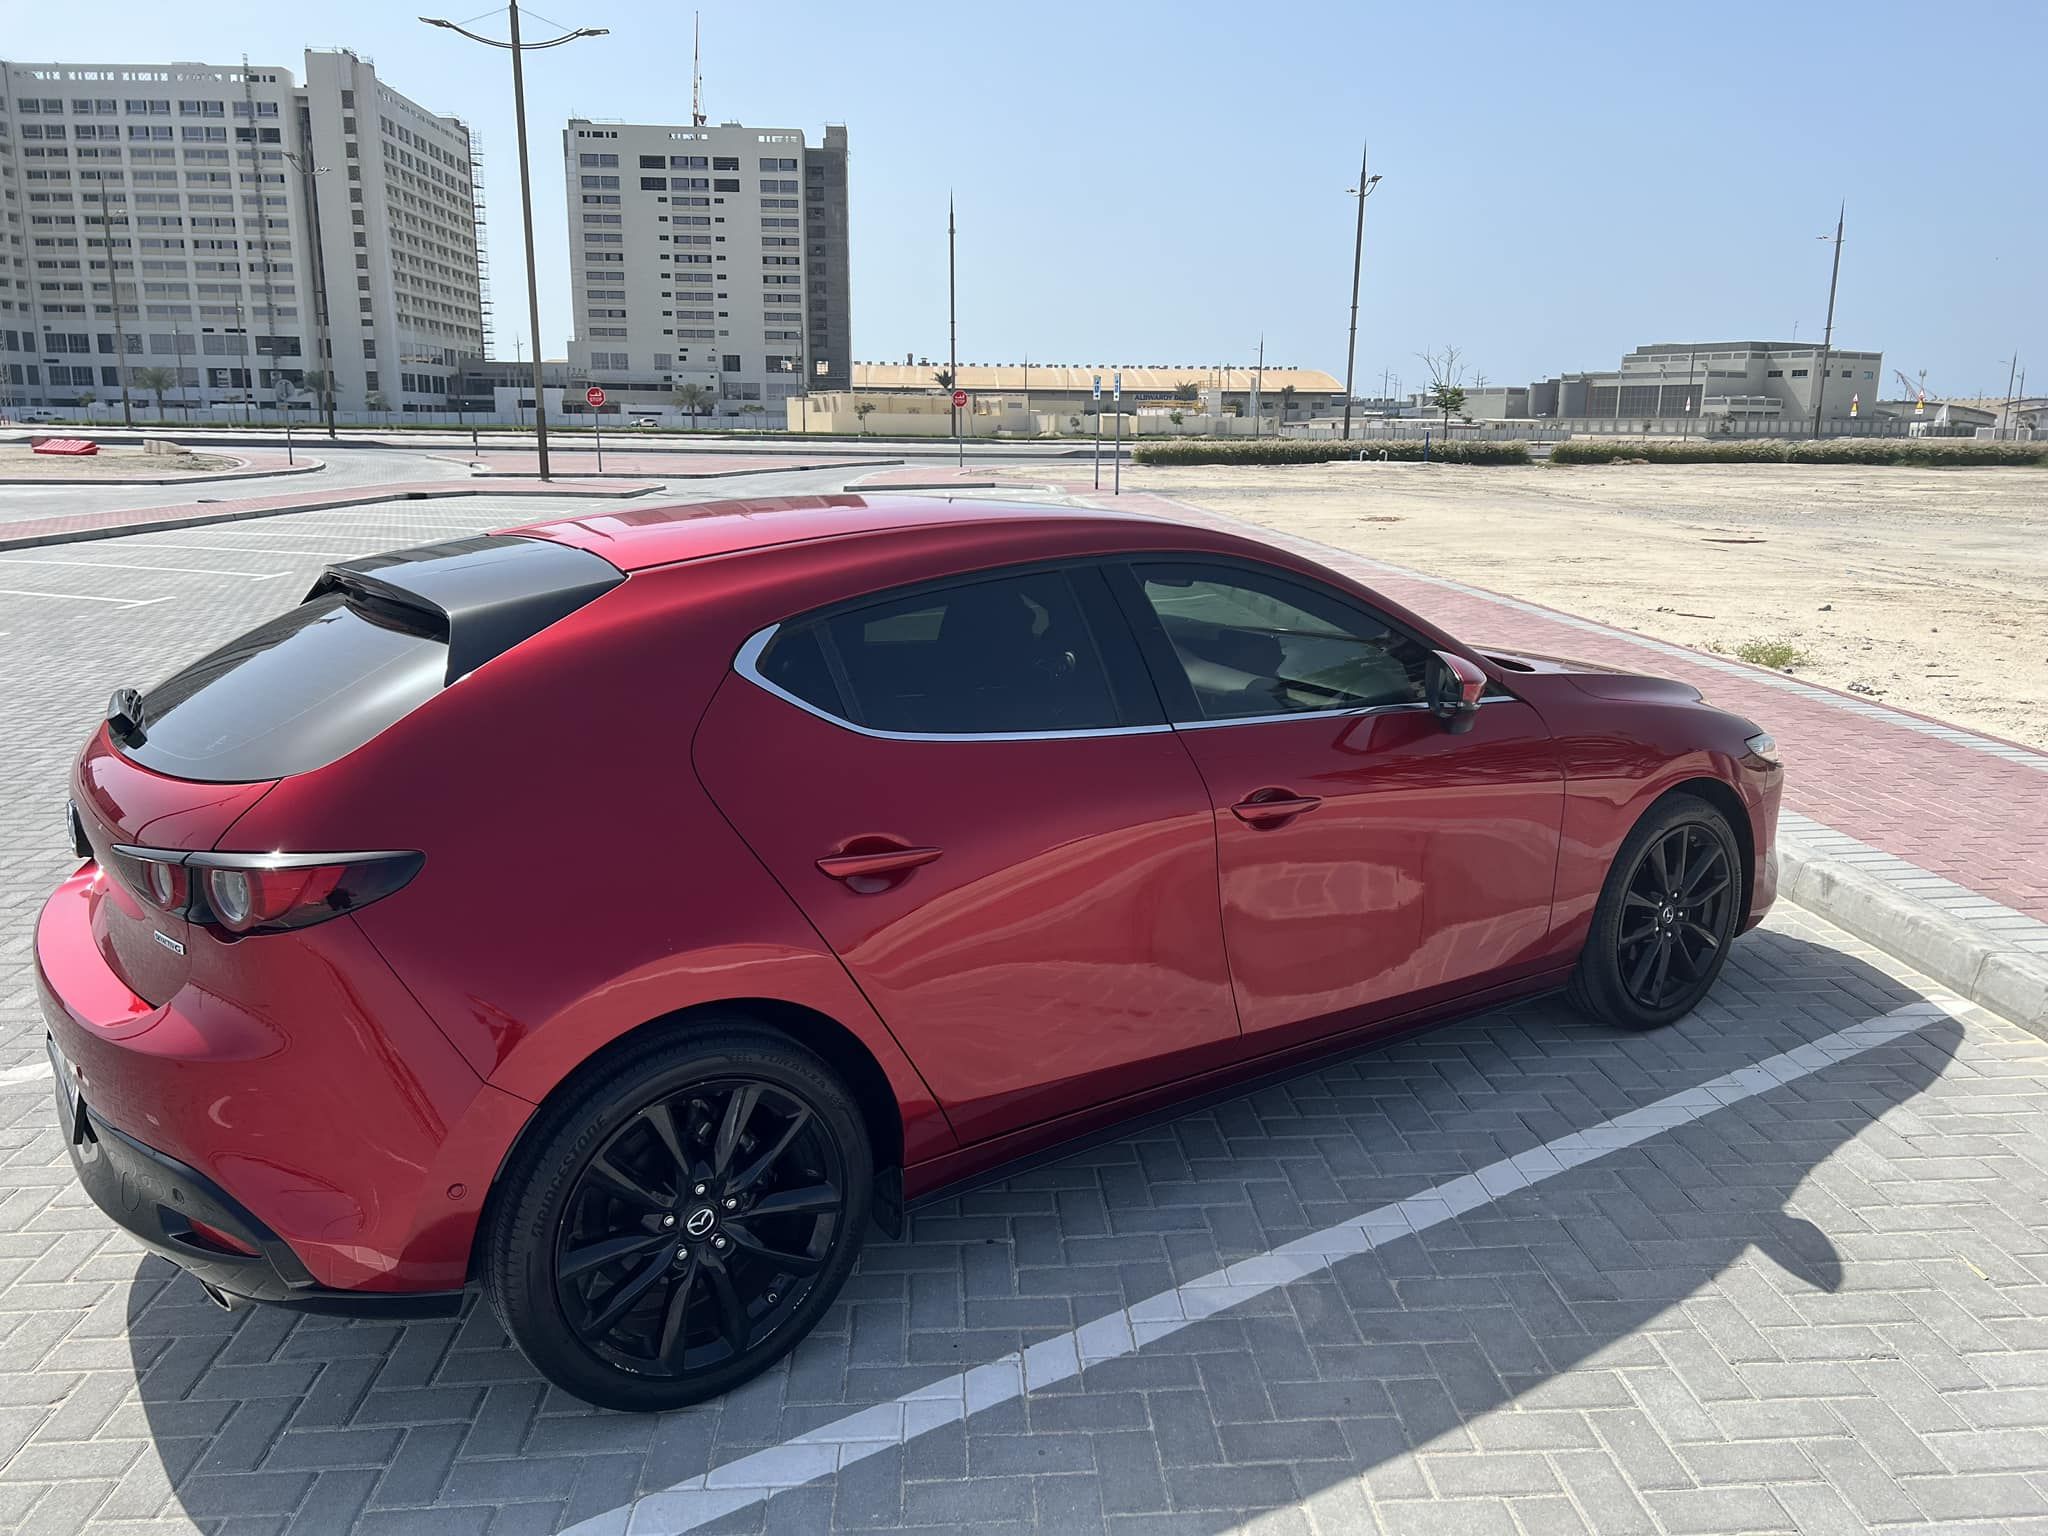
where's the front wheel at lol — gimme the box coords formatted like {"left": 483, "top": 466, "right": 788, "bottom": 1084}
{"left": 483, "top": 1023, "right": 871, "bottom": 1412}
{"left": 1567, "top": 793, "right": 1743, "bottom": 1030}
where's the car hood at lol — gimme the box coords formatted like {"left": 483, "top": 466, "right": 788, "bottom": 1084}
{"left": 1480, "top": 647, "right": 1704, "bottom": 705}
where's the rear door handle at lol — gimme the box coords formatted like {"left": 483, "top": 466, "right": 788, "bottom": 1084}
{"left": 816, "top": 845, "right": 944, "bottom": 882}
{"left": 1230, "top": 791, "right": 1323, "bottom": 825}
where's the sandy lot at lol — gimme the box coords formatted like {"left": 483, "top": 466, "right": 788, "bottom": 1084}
{"left": 1138, "top": 461, "right": 2048, "bottom": 751}
{"left": 0, "top": 444, "right": 241, "bottom": 479}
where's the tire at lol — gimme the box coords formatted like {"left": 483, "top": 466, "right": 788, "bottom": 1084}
{"left": 483, "top": 1021, "right": 872, "bottom": 1412}
{"left": 1566, "top": 792, "right": 1743, "bottom": 1030}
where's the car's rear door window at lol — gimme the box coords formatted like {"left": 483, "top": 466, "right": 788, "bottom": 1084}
{"left": 752, "top": 567, "right": 1141, "bottom": 736}
{"left": 121, "top": 593, "right": 450, "bottom": 782}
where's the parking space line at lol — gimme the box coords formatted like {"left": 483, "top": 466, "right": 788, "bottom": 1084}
{"left": 0, "top": 555, "right": 285, "bottom": 580}
{"left": 583, "top": 993, "right": 1968, "bottom": 1536}
{"left": 0, "top": 1062, "right": 48, "bottom": 1088}
{"left": 0, "top": 587, "right": 168, "bottom": 607}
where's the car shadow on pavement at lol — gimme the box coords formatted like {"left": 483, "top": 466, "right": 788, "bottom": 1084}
{"left": 123, "top": 927, "right": 1966, "bottom": 1534}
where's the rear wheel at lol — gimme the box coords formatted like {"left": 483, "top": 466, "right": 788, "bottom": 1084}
{"left": 484, "top": 1023, "right": 871, "bottom": 1411}
{"left": 1567, "top": 794, "right": 1742, "bottom": 1030}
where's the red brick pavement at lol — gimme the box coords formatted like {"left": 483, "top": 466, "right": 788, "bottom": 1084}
{"left": 0, "top": 477, "right": 660, "bottom": 551}
{"left": 850, "top": 463, "right": 2048, "bottom": 926}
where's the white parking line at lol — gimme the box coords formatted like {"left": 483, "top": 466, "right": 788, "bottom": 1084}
{"left": 0, "top": 587, "right": 168, "bottom": 607}
{"left": 0, "top": 1062, "right": 49, "bottom": 1089}
{"left": 0, "top": 556, "right": 285, "bottom": 580}
{"left": 571, "top": 994, "right": 1967, "bottom": 1536}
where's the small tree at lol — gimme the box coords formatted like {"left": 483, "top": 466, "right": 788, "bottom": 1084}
{"left": 932, "top": 367, "right": 955, "bottom": 392}
{"left": 1279, "top": 384, "right": 1296, "bottom": 419}
{"left": 1417, "top": 345, "right": 1467, "bottom": 436}
{"left": 132, "top": 366, "right": 176, "bottom": 423}
{"left": 365, "top": 389, "right": 389, "bottom": 422}
{"left": 854, "top": 399, "right": 876, "bottom": 434}
{"left": 76, "top": 389, "right": 97, "bottom": 418}
{"left": 1171, "top": 379, "right": 1200, "bottom": 404}
{"left": 672, "top": 382, "right": 713, "bottom": 427}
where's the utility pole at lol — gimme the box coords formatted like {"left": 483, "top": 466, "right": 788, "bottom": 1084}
{"left": 948, "top": 194, "right": 960, "bottom": 468}
{"left": 283, "top": 146, "right": 335, "bottom": 437}
{"left": 1251, "top": 335, "right": 1265, "bottom": 439}
{"left": 422, "top": 4, "right": 608, "bottom": 481}
{"left": 90, "top": 182, "right": 135, "bottom": 426}
{"left": 240, "top": 58, "right": 282, "bottom": 434}
{"left": 2002, "top": 352, "right": 2022, "bottom": 440}
{"left": 1340, "top": 142, "right": 1381, "bottom": 441}
{"left": 1811, "top": 201, "right": 1845, "bottom": 439}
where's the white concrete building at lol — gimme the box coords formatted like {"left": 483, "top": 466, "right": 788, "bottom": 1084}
{"left": 0, "top": 51, "right": 484, "bottom": 417}
{"left": 561, "top": 118, "right": 849, "bottom": 421}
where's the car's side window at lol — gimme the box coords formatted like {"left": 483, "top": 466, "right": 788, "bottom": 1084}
{"left": 752, "top": 567, "right": 1126, "bottom": 736}
{"left": 1129, "top": 561, "right": 1432, "bottom": 721}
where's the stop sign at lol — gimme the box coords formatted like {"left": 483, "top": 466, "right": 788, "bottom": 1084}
{"left": 951, "top": 389, "right": 968, "bottom": 408}
{"left": 585, "top": 385, "right": 606, "bottom": 409}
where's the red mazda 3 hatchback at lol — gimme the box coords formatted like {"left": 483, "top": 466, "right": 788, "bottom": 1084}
{"left": 38, "top": 495, "right": 1780, "bottom": 1410}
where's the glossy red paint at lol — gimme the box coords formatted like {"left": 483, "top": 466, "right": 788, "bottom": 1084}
{"left": 35, "top": 495, "right": 1781, "bottom": 1312}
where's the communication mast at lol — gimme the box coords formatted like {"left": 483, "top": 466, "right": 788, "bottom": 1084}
{"left": 692, "top": 13, "right": 706, "bottom": 126}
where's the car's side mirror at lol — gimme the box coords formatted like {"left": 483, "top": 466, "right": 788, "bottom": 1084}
{"left": 1426, "top": 650, "right": 1486, "bottom": 735}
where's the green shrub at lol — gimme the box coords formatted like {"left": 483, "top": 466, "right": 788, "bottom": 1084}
{"left": 1549, "top": 437, "right": 2048, "bottom": 467}
{"left": 1733, "top": 639, "right": 1807, "bottom": 669}
{"left": 1132, "top": 438, "right": 1530, "bottom": 467}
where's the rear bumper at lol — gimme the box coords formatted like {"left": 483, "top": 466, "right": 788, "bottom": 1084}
{"left": 48, "top": 1038, "right": 463, "bottom": 1316}
{"left": 35, "top": 864, "right": 521, "bottom": 1296}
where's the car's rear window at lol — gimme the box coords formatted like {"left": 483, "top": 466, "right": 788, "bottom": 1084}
{"left": 120, "top": 593, "right": 449, "bottom": 782}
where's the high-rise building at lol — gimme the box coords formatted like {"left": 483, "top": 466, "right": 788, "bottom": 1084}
{"left": 562, "top": 117, "right": 849, "bottom": 419}
{"left": 0, "top": 50, "right": 484, "bottom": 416}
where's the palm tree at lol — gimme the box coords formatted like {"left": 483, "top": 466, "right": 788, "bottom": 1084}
{"left": 132, "top": 367, "right": 176, "bottom": 423}
{"left": 1171, "top": 379, "right": 1200, "bottom": 404}
{"left": 672, "top": 382, "right": 713, "bottom": 429}
{"left": 932, "top": 367, "right": 955, "bottom": 392}
{"left": 365, "top": 389, "right": 389, "bottom": 424}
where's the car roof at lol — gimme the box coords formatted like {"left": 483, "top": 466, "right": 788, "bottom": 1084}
{"left": 503, "top": 494, "right": 1179, "bottom": 573}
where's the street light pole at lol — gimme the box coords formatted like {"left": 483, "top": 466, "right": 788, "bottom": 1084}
{"left": 421, "top": 4, "right": 608, "bottom": 482}
{"left": 283, "top": 148, "right": 336, "bottom": 438}
{"left": 1810, "top": 201, "right": 1845, "bottom": 440}
{"left": 90, "top": 182, "right": 136, "bottom": 427}
{"left": 1340, "top": 143, "right": 1381, "bottom": 441}
{"left": 948, "top": 194, "right": 960, "bottom": 469}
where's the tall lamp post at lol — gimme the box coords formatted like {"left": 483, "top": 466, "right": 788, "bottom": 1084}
{"left": 282, "top": 148, "right": 336, "bottom": 438}
{"left": 421, "top": 4, "right": 607, "bottom": 481}
{"left": 1810, "top": 201, "right": 1845, "bottom": 440}
{"left": 90, "top": 182, "right": 136, "bottom": 427}
{"left": 1340, "top": 143, "right": 1382, "bottom": 441}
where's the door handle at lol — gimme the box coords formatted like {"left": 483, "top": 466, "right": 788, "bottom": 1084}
{"left": 816, "top": 845, "right": 944, "bottom": 883}
{"left": 1231, "top": 790, "right": 1323, "bottom": 825}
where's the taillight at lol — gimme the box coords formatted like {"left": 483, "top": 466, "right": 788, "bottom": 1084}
{"left": 108, "top": 846, "right": 422, "bottom": 935}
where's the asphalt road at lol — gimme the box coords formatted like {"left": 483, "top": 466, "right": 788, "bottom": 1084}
{"left": 1, "top": 493, "right": 2044, "bottom": 1535}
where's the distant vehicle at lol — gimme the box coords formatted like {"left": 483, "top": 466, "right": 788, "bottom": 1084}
{"left": 632, "top": 416, "right": 661, "bottom": 428}
{"left": 38, "top": 495, "right": 1782, "bottom": 1410}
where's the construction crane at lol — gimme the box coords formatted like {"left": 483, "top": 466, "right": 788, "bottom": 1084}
{"left": 1893, "top": 367, "right": 1931, "bottom": 407}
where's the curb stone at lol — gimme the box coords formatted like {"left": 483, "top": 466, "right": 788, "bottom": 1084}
{"left": 1779, "top": 826, "right": 2048, "bottom": 1035}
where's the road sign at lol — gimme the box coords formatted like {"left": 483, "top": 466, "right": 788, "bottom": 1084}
{"left": 952, "top": 389, "right": 968, "bottom": 409}
{"left": 1112, "top": 372, "right": 1122, "bottom": 402}
{"left": 585, "top": 385, "right": 606, "bottom": 409}
{"left": 1092, "top": 375, "right": 1102, "bottom": 402}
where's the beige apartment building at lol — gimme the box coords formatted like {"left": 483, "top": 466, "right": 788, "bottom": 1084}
{"left": 561, "top": 117, "right": 849, "bottom": 420}
{"left": 0, "top": 50, "right": 484, "bottom": 416}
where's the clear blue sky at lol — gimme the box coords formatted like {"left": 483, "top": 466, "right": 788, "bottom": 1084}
{"left": 14, "top": 2, "right": 2041, "bottom": 399}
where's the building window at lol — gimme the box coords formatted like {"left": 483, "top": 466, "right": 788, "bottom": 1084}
{"left": 1791, "top": 369, "right": 1808, "bottom": 378}
{"left": 1766, "top": 369, "right": 1783, "bottom": 378}
{"left": 713, "top": 178, "right": 740, "bottom": 192}
{"left": 722, "top": 353, "right": 741, "bottom": 372}
{"left": 712, "top": 156, "right": 738, "bottom": 171}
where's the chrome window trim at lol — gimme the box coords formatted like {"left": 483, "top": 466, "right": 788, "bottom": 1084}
{"left": 732, "top": 623, "right": 1174, "bottom": 744}
{"left": 1171, "top": 695, "right": 1518, "bottom": 731}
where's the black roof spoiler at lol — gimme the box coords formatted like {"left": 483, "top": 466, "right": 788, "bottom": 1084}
{"left": 306, "top": 535, "right": 624, "bottom": 684}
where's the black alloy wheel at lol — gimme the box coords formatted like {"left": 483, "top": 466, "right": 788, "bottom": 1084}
{"left": 1615, "top": 822, "right": 1736, "bottom": 1011}
{"left": 485, "top": 1025, "right": 872, "bottom": 1412}
{"left": 555, "top": 1078, "right": 843, "bottom": 1377}
{"left": 1568, "top": 793, "right": 1743, "bottom": 1029}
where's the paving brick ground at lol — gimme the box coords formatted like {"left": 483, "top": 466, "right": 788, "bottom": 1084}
{"left": 4, "top": 484, "right": 2047, "bottom": 1534}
